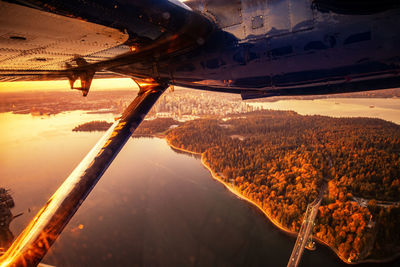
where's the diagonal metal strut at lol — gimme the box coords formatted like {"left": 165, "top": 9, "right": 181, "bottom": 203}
{"left": 0, "top": 82, "right": 168, "bottom": 267}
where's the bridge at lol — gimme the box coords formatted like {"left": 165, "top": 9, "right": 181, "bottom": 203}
{"left": 287, "top": 183, "right": 327, "bottom": 267}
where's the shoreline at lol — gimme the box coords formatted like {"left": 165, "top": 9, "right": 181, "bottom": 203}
{"left": 166, "top": 138, "right": 202, "bottom": 155}
{"left": 199, "top": 154, "right": 298, "bottom": 237}
{"left": 165, "top": 137, "right": 400, "bottom": 265}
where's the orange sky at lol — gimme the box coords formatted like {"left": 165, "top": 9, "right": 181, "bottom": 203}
{"left": 0, "top": 78, "right": 138, "bottom": 92}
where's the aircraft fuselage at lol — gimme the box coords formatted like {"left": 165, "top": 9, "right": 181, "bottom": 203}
{"left": 160, "top": 1, "right": 400, "bottom": 98}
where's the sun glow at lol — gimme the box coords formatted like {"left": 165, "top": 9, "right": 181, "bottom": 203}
{"left": 0, "top": 78, "right": 137, "bottom": 93}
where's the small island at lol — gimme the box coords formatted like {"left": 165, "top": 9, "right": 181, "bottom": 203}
{"left": 72, "top": 118, "right": 181, "bottom": 135}
{"left": 72, "top": 121, "right": 113, "bottom": 132}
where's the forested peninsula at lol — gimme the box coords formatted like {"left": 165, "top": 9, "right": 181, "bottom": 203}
{"left": 164, "top": 111, "right": 400, "bottom": 263}
{"left": 72, "top": 111, "right": 400, "bottom": 263}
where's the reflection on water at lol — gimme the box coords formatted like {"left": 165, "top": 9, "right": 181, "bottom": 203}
{"left": 1, "top": 106, "right": 400, "bottom": 266}
{"left": 248, "top": 98, "right": 400, "bottom": 125}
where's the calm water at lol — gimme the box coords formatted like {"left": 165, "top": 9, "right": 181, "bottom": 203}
{"left": 1, "top": 101, "right": 400, "bottom": 266}
{"left": 248, "top": 98, "right": 400, "bottom": 125}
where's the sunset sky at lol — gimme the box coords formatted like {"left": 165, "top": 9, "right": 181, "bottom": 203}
{"left": 0, "top": 78, "right": 138, "bottom": 92}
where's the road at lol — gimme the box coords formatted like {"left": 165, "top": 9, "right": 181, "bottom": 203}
{"left": 287, "top": 183, "right": 327, "bottom": 267}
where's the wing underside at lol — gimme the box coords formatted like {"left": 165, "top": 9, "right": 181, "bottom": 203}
{"left": 0, "top": 0, "right": 212, "bottom": 83}
{"left": 0, "top": 1, "right": 129, "bottom": 81}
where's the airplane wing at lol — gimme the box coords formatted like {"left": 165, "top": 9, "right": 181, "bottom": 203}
{"left": 0, "top": 0, "right": 213, "bottom": 92}
{"left": 0, "top": 1, "right": 214, "bottom": 265}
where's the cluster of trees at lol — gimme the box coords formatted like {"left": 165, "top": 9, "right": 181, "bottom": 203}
{"left": 315, "top": 197, "right": 371, "bottom": 260}
{"left": 133, "top": 118, "right": 181, "bottom": 136}
{"left": 73, "top": 118, "right": 181, "bottom": 135}
{"left": 72, "top": 121, "right": 112, "bottom": 132}
{"left": 166, "top": 110, "right": 400, "bottom": 261}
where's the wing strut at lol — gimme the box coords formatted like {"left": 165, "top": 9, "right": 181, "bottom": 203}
{"left": 0, "top": 80, "right": 168, "bottom": 267}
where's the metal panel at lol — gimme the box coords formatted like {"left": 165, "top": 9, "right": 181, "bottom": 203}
{"left": 252, "top": 15, "right": 265, "bottom": 29}
{"left": 0, "top": 1, "right": 128, "bottom": 71}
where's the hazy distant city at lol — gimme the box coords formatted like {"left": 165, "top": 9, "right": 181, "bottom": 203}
{"left": 0, "top": 88, "right": 255, "bottom": 119}
{"left": 1, "top": 87, "right": 399, "bottom": 119}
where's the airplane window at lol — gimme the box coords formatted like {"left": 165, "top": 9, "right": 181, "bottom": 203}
{"left": 176, "top": 64, "right": 196, "bottom": 72}
{"left": 304, "top": 41, "right": 328, "bottom": 51}
{"left": 233, "top": 51, "right": 246, "bottom": 65}
{"left": 327, "top": 35, "right": 337, "bottom": 47}
{"left": 344, "top": 31, "right": 371, "bottom": 45}
{"left": 270, "top": 46, "right": 293, "bottom": 57}
{"left": 206, "top": 58, "right": 221, "bottom": 69}
{"left": 248, "top": 51, "right": 259, "bottom": 61}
